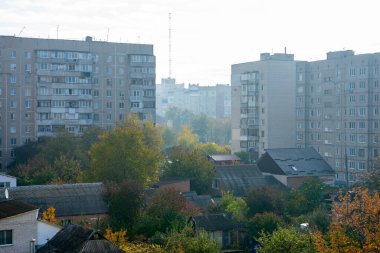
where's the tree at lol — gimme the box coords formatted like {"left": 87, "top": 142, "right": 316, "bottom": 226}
{"left": 258, "top": 227, "right": 316, "bottom": 253}
{"left": 220, "top": 191, "right": 248, "bottom": 222}
{"left": 195, "top": 142, "right": 231, "bottom": 157}
{"left": 105, "top": 180, "right": 145, "bottom": 230}
{"left": 89, "top": 116, "right": 163, "bottom": 185}
{"left": 10, "top": 159, "right": 56, "bottom": 185}
{"left": 42, "top": 207, "right": 58, "bottom": 224}
{"left": 314, "top": 187, "right": 380, "bottom": 253}
{"left": 191, "top": 114, "right": 210, "bottom": 142}
{"left": 248, "top": 212, "right": 284, "bottom": 240}
{"left": 53, "top": 155, "right": 83, "bottom": 183}
{"left": 161, "top": 126, "right": 177, "bottom": 150}
{"left": 163, "top": 148, "right": 215, "bottom": 194}
{"left": 176, "top": 125, "right": 199, "bottom": 150}
{"left": 364, "top": 157, "right": 380, "bottom": 192}
{"left": 246, "top": 186, "right": 286, "bottom": 216}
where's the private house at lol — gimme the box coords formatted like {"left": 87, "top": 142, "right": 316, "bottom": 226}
{"left": 156, "top": 178, "right": 191, "bottom": 193}
{"left": 181, "top": 191, "right": 213, "bottom": 213}
{"left": 0, "top": 173, "right": 16, "bottom": 188}
{"left": 189, "top": 213, "right": 246, "bottom": 249}
{"left": 0, "top": 199, "right": 61, "bottom": 253}
{"left": 257, "top": 147, "right": 335, "bottom": 188}
{"left": 208, "top": 154, "right": 241, "bottom": 165}
{"left": 36, "top": 223, "right": 125, "bottom": 253}
{"left": 212, "top": 164, "right": 280, "bottom": 196}
{"left": 0, "top": 183, "right": 108, "bottom": 226}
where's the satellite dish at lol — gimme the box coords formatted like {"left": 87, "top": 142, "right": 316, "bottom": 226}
{"left": 5, "top": 188, "right": 9, "bottom": 199}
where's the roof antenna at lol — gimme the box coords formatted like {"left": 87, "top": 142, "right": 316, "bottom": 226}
{"left": 106, "top": 28, "right": 109, "bottom": 42}
{"left": 56, "top": 25, "right": 59, "bottom": 39}
{"left": 18, "top": 26, "right": 26, "bottom": 37}
{"left": 168, "top": 12, "right": 172, "bottom": 78}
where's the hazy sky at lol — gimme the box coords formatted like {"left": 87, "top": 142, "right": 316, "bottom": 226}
{"left": 1, "top": 0, "right": 380, "bottom": 85}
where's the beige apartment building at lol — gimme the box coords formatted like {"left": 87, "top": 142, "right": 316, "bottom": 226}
{"left": 0, "top": 36, "right": 156, "bottom": 170}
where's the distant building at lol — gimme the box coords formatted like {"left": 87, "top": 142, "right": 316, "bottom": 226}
{"left": 156, "top": 78, "right": 231, "bottom": 119}
{"left": 257, "top": 147, "right": 335, "bottom": 188}
{"left": 0, "top": 35, "right": 156, "bottom": 170}
{"left": 231, "top": 53, "right": 297, "bottom": 160}
{"left": 208, "top": 154, "right": 241, "bottom": 165}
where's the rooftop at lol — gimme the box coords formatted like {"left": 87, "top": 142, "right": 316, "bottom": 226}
{"left": 0, "top": 199, "right": 37, "bottom": 219}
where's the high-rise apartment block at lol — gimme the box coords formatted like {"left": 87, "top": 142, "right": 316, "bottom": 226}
{"left": 0, "top": 36, "right": 156, "bottom": 170}
{"left": 156, "top": 77, "right": 231, "bottom": 119}
{"left": 232, "top": 50, "right": 380, "bottom": 184}
{"left": 231, "top": 53, "right": 297, "bottom": 161}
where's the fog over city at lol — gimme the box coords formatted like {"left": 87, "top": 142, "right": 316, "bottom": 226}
{"left": 1, "top": 0, "right": 379, "bottom": 85}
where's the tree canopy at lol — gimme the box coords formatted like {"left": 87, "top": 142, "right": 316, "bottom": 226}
{"left": 89, "top": 116, "right": 163, "bottom": 185}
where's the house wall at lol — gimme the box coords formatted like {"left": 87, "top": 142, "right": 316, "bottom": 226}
{"left": 36, "top": 221, "right": 61, "bottom": 246}
{"left": 0, "top": 210, "right": 38, "bottom": 253}
{"left": 0, "top": 174, "right": 16, "bottom": 187}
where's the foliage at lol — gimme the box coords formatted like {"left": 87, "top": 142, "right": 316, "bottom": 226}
{"left": 52, "top": 155, "right": 83, "bottom": 183}
{"left": 176, "top": 125, "right": 199, "bottom": 150}
{"left": 105, "top": 180, "right": 145, "bottom": 230}
{"left": 105, "top": 228, "right": 165, "bottom": 252}
{"left": 314, "top": 187, "right": 380, "bottom": 253}
{"left": 163, "top": 227, "right": 220, "bottom": 253}
{"left": 161, "top": 126, "right": 177, "bottom": 150}
{"left": 246, "top": 186, "right": 286, "bottom": 216}
{"left": 7, "top": 140, "right": 39, "bottom": 168}
{"left": 248, "top": 212, "right": 284, "bottom": 240}
{"left": 195, "top": 142, "right": 231, "bottom": 157}
{"left": 220, "top": 191, "right": 248, "bottom": 222}
{"left": 234, "top": 152, "right": 250, "bottom": 164}
{"left": 134, "top": 188, "right": 198, "bottom": 238}
{"left": 10, "top": 159, "right": 56, "bottom": 185}
{"left": 364, "top": 157, "right": 380, "bottom": 192}
{"left": 42, "top": 207, "right": 58, "bottom": 224}
{"left": 258, "top": 227, "right": 316, "bottom": 253}
{"left": 306, "top": 207, "right": 330, "bottom": 234}
{"left": 89, "top": 115, "right": 163, "bottom": 185}
{"left": 163, "top": 148, "right": 215, "bottom": 194}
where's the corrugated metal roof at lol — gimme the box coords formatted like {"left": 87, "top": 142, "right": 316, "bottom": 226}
{"left": 37, "top": 224, "right": 125, "bottom": 253}
{"left": 215, "top": 165, "right": 277, "bottom": 196}
{"left": 0, "top": 199, "right": 37, "bottom": 219}
{"left": 258, "top": 147, "right": 335, "bottom": 176}
{"left": 208, "top": 154, "right": 241, "bottom": 162}
{"left": 192, "top": 213, "right": 239, "bottom": 231}
{"left": 182, "top": 191, "right": 212, "bottom": 210}
{"left": 0, "top": 183, "right": 108, "bottom": 217}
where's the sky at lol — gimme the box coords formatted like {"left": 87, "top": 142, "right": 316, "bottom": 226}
{"left": 1, "top": 0, "right": 380, "bottom": 85}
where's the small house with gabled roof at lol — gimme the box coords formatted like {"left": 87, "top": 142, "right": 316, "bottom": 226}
{"left": 257, "top": 147, "right": 335, "bottom": 188}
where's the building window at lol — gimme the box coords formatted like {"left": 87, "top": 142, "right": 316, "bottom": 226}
{"left": 106, "top": 90, "right": 112, "bottom": 97}
{"left": 0, "top": 230, "right": 12, "bottom": 245}
{"left": 10, "top": 138, "right": 16, "bottom": 145}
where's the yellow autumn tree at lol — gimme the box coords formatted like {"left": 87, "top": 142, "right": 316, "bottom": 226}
{"left": 314, "top": 187, "right": 380, "bottom": 253}
{"left": 42, "top": 207, "right": 58, "bottom": 224}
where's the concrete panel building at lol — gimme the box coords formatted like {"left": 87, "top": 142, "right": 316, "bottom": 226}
{"left": 296, "top": 50, "right": 380, "bottom": 184}
{"left": 231, "top": 53, "right": 297, "bottom": 160}
{"left": 0, "top": 35, "right": 156, "bottom": 170}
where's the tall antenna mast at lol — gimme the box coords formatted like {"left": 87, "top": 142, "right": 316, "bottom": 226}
{"left": 56, "top": 25, "right": 59, "bottom": 39}
{"left": 168, "top": 12, "right": 172, "bottom": 78}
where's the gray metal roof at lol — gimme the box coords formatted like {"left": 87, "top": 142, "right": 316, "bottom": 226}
{"left": 215, "top": 165, "right": 277, "bottom": 196}
{"left": 191, "top": 213, "right": 239, "bottom": 231}
{"left": 0, "top": 199, "right": 37, "bottom": 219}
{"left": 208, "top": 154, "right": 241, "bottom": 162}
{"left": 0, "top": 183, "right": 108, "bottom": 217}
{"left": 37, "top": 224, "right": 125, "bottom": 253}
{"left": 257, "top": 147, "right": 335, "bottom": 176}
{"left": 182, "top": 191, "right": 212, "bottom": 210}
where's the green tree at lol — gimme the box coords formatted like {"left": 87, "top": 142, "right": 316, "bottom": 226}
{"left": 89, "top": 116, "right": 163, "bottom": 185}
{"left": 220, "top": 192, "right": 248, "bottom": 222}
{"left": 364, "top": 157, "right": 380, "bottom": 192}
{"left": 105, "top": 180, "right": 144, "bottom": 230}
{"left": 258, "top": 227, "right": 316, "bottom": 253}
{"left": 176, "top": 125, "right": 199, "bottom": 150}
{"left": 191, "top": 114, "right": 210, "bottom": 142}
{"left": 163, "top": 148, "right": 215, "bottom": 194}
{"left": 195, "top": 142, "right": 231, "bottom": 157}
{"left": 246, "top": 186, "right": 286, "bottom": 216}
{"left": 10, "top": 159, "right": 56, "bottom": 185}
{"left": 53, "top": 155, "right": 83, "bottom": 183}
{"left": 161, "top": 126, "right": 177, "bottom": 150}
{"left": 248, "top": 212, "right": 284, "bottom": 240}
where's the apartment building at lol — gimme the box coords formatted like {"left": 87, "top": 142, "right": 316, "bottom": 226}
{"left": 156, "top": 77, "right": 231, "bottom": 119}
{"left": 0, "top": 35, "right": 156, "bottom": 170}
{"left": 231, "top": 53, "right": 297, "bottom": 161}
{"left": 296, "top": 50, "right": 380, "bottom": 183}
{"left": 232, "top": 50, "right": 380, "bottom": 184}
